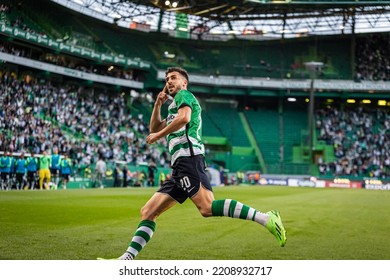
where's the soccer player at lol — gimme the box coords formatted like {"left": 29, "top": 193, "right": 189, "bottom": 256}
{"left": 59, "top": 153, "right": 72, "bottom": 190}
{"left": 100, "top": 67, "right": 286, "bottom": 260}
{"left": 0, "top": 151, "right": 12, "bottom": 190}
{"left": 50, "top": 147, "right": 61, "bottom": 187}
{"left": 147, "top": 160, "right": 157, "bottom": 187}
{"left": 39, "top": 150, "right": 51, "bottom": 190}
{"left": 15, "top": 153, "right": 27, "bottom": 190}
{"left": 0, "top": 151, "right": 5, "bottom": 190}
{"left": 26, "top": 151, "right": 39, "bottom": 190}
{"left": 0, "top": 151, "right": 11, "bottom": 190}
{"left": 9, "top": 151, "right": 16, "bottom": 189}
{"left": 113, "top": 164, "right": 122, "bottom": 188}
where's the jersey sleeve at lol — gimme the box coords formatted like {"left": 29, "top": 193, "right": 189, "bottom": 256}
{"left": 175, "top": 90, "right": 194, "bottom": 110}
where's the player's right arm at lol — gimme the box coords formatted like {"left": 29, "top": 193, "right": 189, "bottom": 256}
{"left": 150, "top": 86, "right": 168, "bottom": 133}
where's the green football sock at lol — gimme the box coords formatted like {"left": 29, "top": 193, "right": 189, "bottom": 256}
{"left": 211, "top": 199, "right": 269, "bottom": 226}
{"left": 125, "top": 220, "right": 156, "bottom": 259}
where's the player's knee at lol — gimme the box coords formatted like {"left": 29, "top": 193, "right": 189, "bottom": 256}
{"left": 198, "top": 207, "right": 212, "bottom": 218}
{"left": 140, "top": 205, "right": 157, "bottom": 221}
{"left": 140, "top": 205, "right": 148, "bottom": 218}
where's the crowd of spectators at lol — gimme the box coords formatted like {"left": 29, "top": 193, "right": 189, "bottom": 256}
{"left": 355, "top": 34, "right": 390, "bottom": 82}
{"left": 0, "top": 74, "right": 170, "bottom": 173}
{"left": 316, "top": 107, "right": 390, "bottom": 178}
{"left": 1, "top": 3, "right": 48, "bottom": 38}
{"left": 0, "top": 1, "right": 140, "bottom": 82}
{"left": 0, "top": 40, "right": 139, "bottom": 81}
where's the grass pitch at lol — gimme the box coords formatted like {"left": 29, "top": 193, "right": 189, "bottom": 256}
{"left": 0, "top": 185, "right": 389, "bottom": 260}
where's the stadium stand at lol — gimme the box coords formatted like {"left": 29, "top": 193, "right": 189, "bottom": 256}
{"left": 283, "top": 109, "right": 308, "bottom": 163}
{"left": 315, "top": 107, "right": 390, "bottom": 178}
{"left": 201, "top": 110, "right": 224, "bottom": 138}
{"left": 355, "top": 33, "right": 390, "bottom": 82}
{"left": 0, "top": 75, "right": 166, "bottom": 169}
{"left": 203, "top": 100, "right": 250, "bottom": 147}
{"left": 245, "top": 108, "right": 280, "bottom": 165}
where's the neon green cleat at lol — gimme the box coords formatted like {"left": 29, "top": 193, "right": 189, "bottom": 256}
{"left": 265, "top": 210, "right": 287, "bottom": 247}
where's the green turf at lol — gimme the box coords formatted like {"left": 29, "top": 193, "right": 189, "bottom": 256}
{"left": 0, "top": 186, "right": 389, "bottom": 260}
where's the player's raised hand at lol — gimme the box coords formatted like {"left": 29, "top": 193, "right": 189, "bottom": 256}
{"left": 155, "top": 86, "right": 169, "bottom": 106}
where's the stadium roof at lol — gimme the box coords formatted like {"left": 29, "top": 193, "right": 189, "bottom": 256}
{"left": 55, "top": 0, "right": 390, "bottom": 39}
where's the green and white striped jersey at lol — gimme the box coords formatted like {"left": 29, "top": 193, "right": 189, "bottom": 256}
{"left": 166, "top": 89, "right": 205, "bottom": 165}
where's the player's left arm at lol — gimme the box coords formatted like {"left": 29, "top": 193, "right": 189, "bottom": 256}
{"left": 146, "top": 105, "right": 191, "bottom": 144}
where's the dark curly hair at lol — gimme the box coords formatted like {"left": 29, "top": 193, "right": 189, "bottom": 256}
{"left": 165, "top": 67, "right": 189, "bottom": 82}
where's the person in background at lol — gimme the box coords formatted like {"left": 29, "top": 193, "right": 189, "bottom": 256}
{"left": 139, "top": 170, "right": 146, "bottom": 187}
{"left": 219, "top": 166, "right": 225, "bottom": 186}
{"left": 147, "top": 160, "right": 157, "bottom": 187}
{"left": 9, "top": 151, "right": 16, "bottom": 189}
{"left": 159, "top": 171, "right": 166, "bottom": 187}
{"left": 0, "top": 151, "right": 4, "bottom": 190}
{"left": 60, "top": 153, "right": 72, "bottom": 190}
{"left": 254, "top": 172, "right": 260, "bottom": 185}
{"left": 15, "top": 153, "right": 27, "bottom": 190}
{"left": 50, "top": 147, "right": 61, "bottom": 187}
{"left": 39, "top": 150, "right": 51, "bottom": 190}
{"left": 0, "top": 150, "right": 11, "bottom": 190}
{"left": 95, "top": 156, "right": 107, "bottom": 188}
{"left": 26, "top": 151, "right": 39, "bottom": 190}
{"left": 113, "top": 164, "right": 122, "bottom": 187}
{"left": 122, "top": 165, "right": 130, "bottom": 188}
{"left": 236, "top": 171, "right": 243, "bottom": 185}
